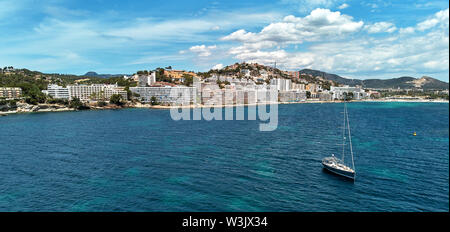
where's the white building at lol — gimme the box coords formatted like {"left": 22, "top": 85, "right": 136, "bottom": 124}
{"left": 270, "top": 78, "right": 291, "bottom": 91}
{"left": 279, "top": 90, "right": 307, "bottom": 102}
{"left": 330, "top": 86, "right": 367, "bottom": 100}
{"left": 130, "top": 86, "right": 196, "bottom": 105}
{"left": 0, "top": 87, "right": 22, "bottom": 99}
{"left": 138, "top": 72, "right": 156, "bottom": 87}
{"left": 259, "top": 70, "right": 269, "bottom": 79}
{"left": 292, "top": 83, "right": 305, "bottom": 91}
{"left": 67, "top": 84, "right": 127, "bottom": 101}
{"left": 241, "top": 69, "right": 251, "bottom": 77}
{"left": 42, "top": 84, "right": 70, "bottom": 99}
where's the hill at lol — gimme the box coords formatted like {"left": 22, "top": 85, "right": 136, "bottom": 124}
{"left": 83, "top": 71, "right": 128, "bottom": 79}
{"left": 299, "top": 69, "right": 449, "bottom": 90}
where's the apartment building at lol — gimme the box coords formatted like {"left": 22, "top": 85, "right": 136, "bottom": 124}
{"left": 270, "top": 78, "right": 291, "bottom": 91}
{"left": 0, "top": 87, "right": 22, "bottom": 99}
{"left": 130, "top": 86, "right": 196, "bottom": 105}
{"left": 330, "top": 86, "right": 367, "bottom": 100}
{"left": 42, "top": 84, "right": 70, "bottom": 99}
{"left": 138, "top": 72, "right": 156, "bottom": 87}
{"left": 67, "top": 84, "right": 127, "bottom": 101}
{"left": 279, "top": 90, "right": 307, "bottom": 102}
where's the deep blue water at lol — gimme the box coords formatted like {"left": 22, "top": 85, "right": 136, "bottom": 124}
{"left": 0, "top": 102, "right": 448, "bottom": 212}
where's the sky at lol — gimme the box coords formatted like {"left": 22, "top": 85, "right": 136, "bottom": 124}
{"left": 0, "top": 0, "right": 448, "bottom": 81}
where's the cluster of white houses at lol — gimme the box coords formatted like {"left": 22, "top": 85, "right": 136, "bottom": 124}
{"left": 39, "top": 82, "right": 372, "bottom": 106}
{"left": 130, "top": 86, "right": 197, "bottom": 105}
{"left": 38, "top": 70, "right": 375, "bottom": 105}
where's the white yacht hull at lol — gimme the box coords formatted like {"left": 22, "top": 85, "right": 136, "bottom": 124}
{"left": 322, "top": 160, "right": 355, "bottom": 180}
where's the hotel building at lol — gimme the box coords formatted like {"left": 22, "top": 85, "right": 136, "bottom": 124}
{"left": 130, "top": 86, "right": 197, "bottom": 105}
{"left": 330, "top": 86, "right": 367, "bottom": 100}
{"left": 67, "top": 84, "right": 128, "bottom": 101}
{"left": 0, "top": 87, "right": 22, "bottom": 99}
{"left": 42, "top": 84, "right": 70, "bottom": 99}
{"left": 270, "top": 78, "right": 292, "bottom": 91}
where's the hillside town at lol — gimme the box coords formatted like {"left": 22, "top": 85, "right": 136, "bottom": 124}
{"left": 1, "top": 63, "right": 449, "bottom": 114}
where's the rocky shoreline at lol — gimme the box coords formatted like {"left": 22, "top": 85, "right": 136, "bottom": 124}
{"left": 1, "top": 99, "right": 448, "bottom": 116}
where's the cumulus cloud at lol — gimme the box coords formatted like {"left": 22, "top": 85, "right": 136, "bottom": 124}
{"left": 189, "top": 45, "right": 217, "bottom": 57}
{"left": 399, "top": 27, "right": 415, "bottom": 34}
{"left": 338, "top": 3, "right": 349, "bottom": 9}
{"left": 222, "top": 8, "right": 363, "bottom": 47}
{"left": 281, "top": 0, "right": 344, "bottom": 13}
{"left": 222, "top": 8, "right": 449, "bottom": 80}
{"left": 212, "top": 63, "right": 224, "bottom": 70}
{"left": 364, "top": 22, "right": 397, "bottom": 33}
{"left": 417, "top": 8, "right": 449, "bottom": 31}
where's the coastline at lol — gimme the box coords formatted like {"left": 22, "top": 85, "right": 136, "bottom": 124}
{"left": 133, "top": 98, "right": 449, "bottom": 110}
{"left": 1, "top": 98, "right": 448, "bottom": 116}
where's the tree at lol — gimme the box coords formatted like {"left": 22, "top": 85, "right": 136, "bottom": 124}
{"left": 183, "top": 74, "right": 193, "bottom": 86}
{"left": 306, "top": 91, "right": 311, "bottom": 98}
{"left": 346, "top": 92, "right": 354, "bottom": 100}
{"left": 23, "top": 84, "right": 47, "bottom": 105}
{"left": 97, "top": 101, "right": 107, "bottom": 107}
{"left": 124, "top": 86, "right": 132, "bottom": 100}
{"left": 89, "top": 92, "right": 98, "bottom": 101}
{"left": 150, "top": 96, "right": 159, "bottom": 105}
{"left": 110, "top": 94, "right": 124, "bottom": 106}
{"left": 69, "top": 97, "right": 89, "bottom": 110}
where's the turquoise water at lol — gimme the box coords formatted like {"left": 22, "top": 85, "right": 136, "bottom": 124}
{"left": 0, "top": 102, "right": 448, "bottom": 211}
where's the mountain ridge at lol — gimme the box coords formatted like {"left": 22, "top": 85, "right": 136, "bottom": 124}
{"left": 299, "top": 69, "right": 449, "bottom": 90}
{"left": 83, "top": 71, "right": 129, "bottom": 79}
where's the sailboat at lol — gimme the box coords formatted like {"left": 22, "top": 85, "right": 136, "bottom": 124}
{"left": 322, "top": 100, "right": 356, "bottom": 180}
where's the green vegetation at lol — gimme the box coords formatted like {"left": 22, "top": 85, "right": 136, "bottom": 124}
{"left": 23, "top": 84, "right": 47, "bottom": 105}
{"left": 0, "top": 68, "right": 141, "bottom": 106}
{"left": 216, "top": 80, "right": 230, "bottom": 89}
{"left": 306, "top": 91, "right": 311, "bottom": 98}
{"left": 150, "top": 96, "right": 159, "bottom": 105}
{"left": 69, "top": 97, "right": 89, "bottom": 110}
{"left": 154, "top": 68, "right": 173, "bottom": 83}
{"left": 183, "top": 74, "right": 193, "bottom": 86}
{"left": 47, "top": 98, "right": 69, "bottom": 105}
{"left": 97, "top": 101, "right": 107, "bottom": 107}
{"left": 344, "top": 92, "right": 354, "bottom": 100}
{"left": 381, "top": 90, "right": 449, "bottom": 100}
{"left": 136, "top": 70, "right": 149, "bottom": 75}
{"left": 109, "top": 94, "right": 124, "bottom": 106}
{"left": 0, "top": 99, "right": 17, "bottom": 107}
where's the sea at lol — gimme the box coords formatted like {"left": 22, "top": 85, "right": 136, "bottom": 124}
{"left": 0, "top": 102, "right": 448, "bottom": 211}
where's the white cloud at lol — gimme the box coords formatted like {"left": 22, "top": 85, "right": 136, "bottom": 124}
{"left": 223, "top": 8, "right": 449, "bottom": 81}
{"left": 338, "top": 3, "right": 349, "bottom": 9}
{"left": 417, "top": 8, "right": 449, "bottom": 31}
{"left": 222, "top": 8, "right": 363, "bottom": 47}
{"left": 399, "top": 27, "right": 415, "bottom": 34}
{"left": 189, "top": 45, "right": 217, "bottom": 57}
{"left": 364, "top": 22, "right": 397, "bottom": 33}
{"left": 281, "top": 0, "right": 344, "bottom": 13}
{"left": 0, "top": 4, "right": 284, "bottom": 73}
{"left": 212, "top": 64, "right": 224, "bottom": 70}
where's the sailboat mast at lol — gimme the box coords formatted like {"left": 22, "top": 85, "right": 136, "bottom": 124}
{"left": 346, "top": 103, "right": 355, "bottom": 171}
{"left": 341, "top": 102, "right": 346, "bottom": 162}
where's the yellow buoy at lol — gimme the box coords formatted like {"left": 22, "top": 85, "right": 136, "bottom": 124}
{"left": 413, "top": 132, "right": 417, "bottom": 136}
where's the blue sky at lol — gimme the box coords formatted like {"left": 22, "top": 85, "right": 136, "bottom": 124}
{"left": 0, "top": 0, "right": 448, "bottom": 81}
